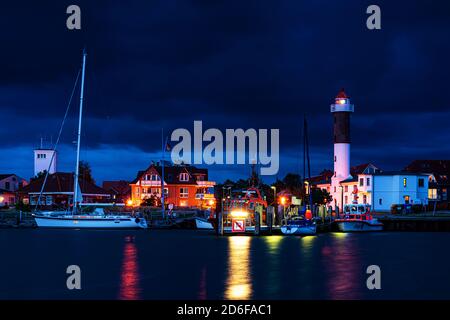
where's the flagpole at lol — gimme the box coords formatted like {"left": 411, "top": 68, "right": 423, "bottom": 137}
{"left": 161, "top": 128, "right": 165, "bottom": 220}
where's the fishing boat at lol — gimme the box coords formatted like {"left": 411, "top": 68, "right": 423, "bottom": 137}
{"left": 334, "top": 204, "right": 383, "bottom": 232}
{"left": 33, "top": 50, "right": 147, "bottom": 229}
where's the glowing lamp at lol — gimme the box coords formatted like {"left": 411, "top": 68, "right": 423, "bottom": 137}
{"left": 280, "top": 196, "right": 287, "bottom": 205}
{"left": 208, "top": 199, "right": 215, "bottom": 206}
{"left": 0, "top": 196, "right": 4, "bottom": 203}
{"left": 126, "top": 199, "right": 133, "bottom": 206}
{"left": 339, "top": 99, "right": 346, "bottom": 105}
{"left": 305, "top": 209, "right": 312, "bottom": 220}
{"left": 230, "top": 210, "right": 249, "bottom": 218}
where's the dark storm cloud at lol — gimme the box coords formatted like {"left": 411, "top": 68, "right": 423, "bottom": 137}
{"left": 0, "top": 0, "right": 449, "bottom": 182}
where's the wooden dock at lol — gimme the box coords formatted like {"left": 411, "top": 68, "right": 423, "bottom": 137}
{"left": 378, "top": 213, "right": 450, "bottom": 231}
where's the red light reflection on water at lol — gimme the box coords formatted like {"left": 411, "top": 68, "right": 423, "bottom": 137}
{"left": 198, "top": 266, "right": 207, "bottom": 300}
{"left": 118, "top": 236, "right": 142, "bottom": 300}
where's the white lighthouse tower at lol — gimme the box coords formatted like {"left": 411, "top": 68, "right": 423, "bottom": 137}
{"left": 330, "top": 89, "right": 354, "bottom": 211}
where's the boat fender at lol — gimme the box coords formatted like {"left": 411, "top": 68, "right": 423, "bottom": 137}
{"left": 135, "top": 217, "right": 140, "bottom": 223}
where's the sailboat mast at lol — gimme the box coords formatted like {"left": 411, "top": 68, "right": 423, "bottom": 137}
{"left": 73, "top": 50, "right": 87, "bottom": 214}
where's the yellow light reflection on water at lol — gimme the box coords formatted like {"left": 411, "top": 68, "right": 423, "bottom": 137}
{"left": 265, "top": 235, "right": 283, "bottom": 251}
{"left": 301, "top": 235, "right": 316, "bottom": 245}
{"left": 225, "top": 236, "right": 252, "bottom": 300}
{"left": 331, "top": 232, "right": 348, "bottom": 239}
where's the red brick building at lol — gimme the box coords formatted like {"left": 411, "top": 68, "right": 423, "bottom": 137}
{"left": 102, "top": 180, "right": 131, "bottom": 204}
{"left": 129, "top": 163, "right": 215, "bottom": 208}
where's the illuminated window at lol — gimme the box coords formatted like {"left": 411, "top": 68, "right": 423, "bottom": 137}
{"left": 428, "top": 189, "right": 437, "bottom": 200}
{"left": 403, "top": 178, "right": 407, "bottom": 187}
{"left": 404, "top": 195, "right": 410, "bottom": 204}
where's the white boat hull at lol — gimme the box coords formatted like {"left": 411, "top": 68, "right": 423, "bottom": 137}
{"left": 195, "top": 218, "right": 214, "bottom": 230}
{"left": 281, "top": 224, "right": 317, "bottom": 235}
{"left": 34, "top": 215, "right": 148, "bottom": 229}
{"left": 336, "top": 221, "right": 383, "bottom": 232}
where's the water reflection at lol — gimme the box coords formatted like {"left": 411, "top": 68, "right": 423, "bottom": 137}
{"left": 225, "top": 236, "right": 252, "bottom": 300}
{"left": 118, "top": 235, "right": 142, "bottom": 300}
{"left": 198, "top": 266, "right": 207, "bottom": 300}
{"left": 324, "top": 233, "right": 361, "bottom": 299}
{"left": 263, "top": 236, "right": 283, "bottom": 297}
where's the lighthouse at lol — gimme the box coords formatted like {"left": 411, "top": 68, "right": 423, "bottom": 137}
{"left": 330, "top": 89, "right": 354, "bottom": 211}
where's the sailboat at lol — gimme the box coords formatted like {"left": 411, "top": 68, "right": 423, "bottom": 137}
{"left": 33, "top": 50, "right": 147, "bottom": 229}
{"left": 281, "top": 116, "right": 317, "bottom": 236}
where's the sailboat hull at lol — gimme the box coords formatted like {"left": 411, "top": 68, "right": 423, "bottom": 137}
{"left": 195, "top": 217, "right": 214, "bottom": 230}
{"left": 34, "top": 215, "right": 148, "bottom": 229}
{"left": 281, "top": 224, "right": 317, "bottom": 235}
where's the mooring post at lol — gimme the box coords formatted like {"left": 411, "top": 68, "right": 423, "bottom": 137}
{"left": 217, "top": 210, "right": 223, "bottom": 236}
{"left": 254, "top": 208, "right": 261, "bottom": 236}
{"left": 267, "top": 206, "right": 274, "bottom": 234}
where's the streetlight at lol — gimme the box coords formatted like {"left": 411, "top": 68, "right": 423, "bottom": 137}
{"left": 270, "top": 186, "right": 276, "bottom": 205}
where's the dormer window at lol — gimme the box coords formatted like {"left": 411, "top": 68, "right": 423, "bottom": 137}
{"left": 180, "top": 173, "right": 189, "bottom": 182}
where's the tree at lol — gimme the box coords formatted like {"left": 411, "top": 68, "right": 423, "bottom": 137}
{"left": 312, "top": 188, "right": 332, "bottom": 205}
{"left": 79, "top": 161, "right": 95, "bottom": 184}
{"left": 282, "top": 173, "right": 304, "bottom": 197}
{"left": 33, "top": 170, "right": 48, "bottom": 180}
{"left": 141, "top": 195, "right": 159, "bottom": 207}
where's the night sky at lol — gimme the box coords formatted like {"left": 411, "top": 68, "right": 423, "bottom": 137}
{"left": 1, "top": 0, "right": 449, "bottom": 184}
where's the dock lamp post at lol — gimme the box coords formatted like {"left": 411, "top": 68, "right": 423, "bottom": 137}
{"left": 270, "top": 186, "right": 276, "bottom": 205}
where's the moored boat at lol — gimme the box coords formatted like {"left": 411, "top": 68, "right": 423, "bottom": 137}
{"left": 335, "top": 204, "right": 383, "bottom": 232}
{"left": 33, "top": 213, "right": 147, "bottom": 229}
{"left": 281, "top": 217, "right": 316, "bottom": 235}
{"left": 194, "top": 217, "right": 214, "bottom": 230}
{"left": 32, "top": 50, "right": 147, "bottom": 230}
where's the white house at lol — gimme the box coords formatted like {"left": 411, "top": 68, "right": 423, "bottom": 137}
{"left": 315, "top": 168, "right": 430, "bottom": 212}
{"left": 0, "top": 174, "right": 28, "bottom": 207}
{"left": 370, "top": 172, "right": 429, "bottom": 212}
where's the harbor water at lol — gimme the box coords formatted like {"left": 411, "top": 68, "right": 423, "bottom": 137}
{"left": 1, "top": 229, "right": 449, "bottom": 300}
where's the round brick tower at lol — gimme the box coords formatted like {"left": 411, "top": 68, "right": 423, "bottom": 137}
{"left": 330, "top": 88, "right": 354, "bottom": 209}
